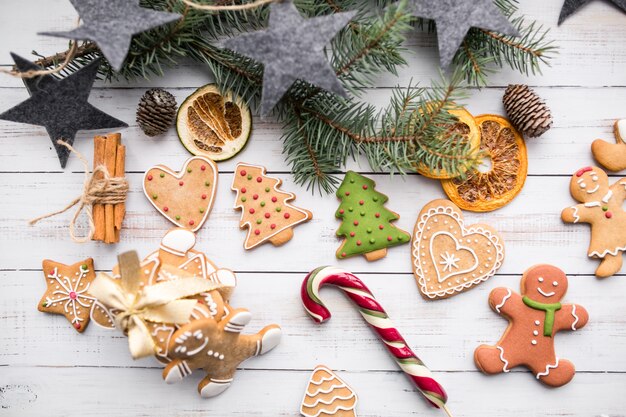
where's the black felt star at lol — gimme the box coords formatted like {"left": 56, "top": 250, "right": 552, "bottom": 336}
{"left": 222, "top": 1, "right": 356, "bottom": 117}
{"left": 0, "top": 54, "right": 127, "bottom": 168}
{"left": 40, "top": 0, "right": 181, "bottom": 71}
{"left": 409, "top": 0, "right": 520, "bottom": 69}
{"left": 559, "top": 0, "right": 626, "bottom": 24}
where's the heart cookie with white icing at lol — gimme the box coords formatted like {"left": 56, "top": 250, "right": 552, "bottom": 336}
{"left": 412, "top": 199, "right": 505, "bottom": 300}
{"left": 143, "top": 156, "right": 218, "bottom": 232}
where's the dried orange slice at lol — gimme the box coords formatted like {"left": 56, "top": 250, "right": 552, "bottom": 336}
{"left": 416, "top": 107, "right": 480, "bottom": 179}
{"left": 441, "top": 115, "right": 527, "bottom": 212}
{"left": 177, "top": 84, "right": 252, "bottom": 161}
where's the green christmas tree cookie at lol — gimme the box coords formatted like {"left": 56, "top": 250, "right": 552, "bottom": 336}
{"left": 335, "top": 171, "right": 410, "bottom": 261}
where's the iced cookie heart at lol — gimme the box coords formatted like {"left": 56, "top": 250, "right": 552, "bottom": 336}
{"left": 412, "top": 199, "right": 505, "bottom": 300}
{"left": 143, "top": 156, "right": 218, "bottom": 232}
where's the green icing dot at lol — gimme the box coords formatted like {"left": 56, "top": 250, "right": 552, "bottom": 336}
{"left": 199, "top": 208, "right": 205, "bottom": 213}
{"left": 369, "top": 238, "right": 376, "bottom": 244}
{"left": 256, "top": 219, "right": 262, "bottom": 224}
{"left": 205, "top": 181, "right": 211, "bottom": 186}
{"left": 175, "top": 215, "right": 181, "bottom": 220}
{"left": 247, "top": 174, "right": 252, "bottom": 180}
{"left": 367, "top": 228, "right": 372, "bottom": 234}
{"left": 42, "top": 301, "right": 47, "bottom": 307}
{"left": 602, "top": 206, "right": 609, "bottom": 211}
{"left": 265, "top": 187, "right": 270, "bottom": 192}
{"left": 187, "top": 168, "right": 192, "bottom": 173}
{"left": 152, "top": 194, "right": 158, "bottom": 200}
{"left": 81, "top": 264, "right": 88, "bottom": 269}
{"left": 160, "top": 173, "right": 165, "bottom": 178}
{"left": 373, "top": 197, "right": 379, "bottom": 202}
{"left": 260, "top": 201, "right": 266, "bottom": 207}
{"left": 276, "top": 207, "right": 282, "bottom": 212}
{"left": 350, "top": 179, "right": 355, "bottom": 183}
{"left": 360, "top": 211, "right": 365, "bottom": 216}
{"left": 348, "top": 207, "right": 354, "bottom": 212}
{"left": 241, "top": 197, "right": 247, "bottom": 202}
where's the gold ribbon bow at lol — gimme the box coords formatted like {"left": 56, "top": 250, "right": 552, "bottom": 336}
{"left": 89, "top": 251, "right": 224, "bottom": 359}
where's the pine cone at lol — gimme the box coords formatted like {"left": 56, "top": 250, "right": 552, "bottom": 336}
{"left": 136, "top": 88, "right": 178, "bottom": 137}
{"left": 503, "top": 84, "right": 553, "bottom": 138}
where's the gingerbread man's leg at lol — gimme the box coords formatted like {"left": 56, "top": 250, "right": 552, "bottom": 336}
{"left": 238, "top": 324, "right": 282, "bottom": 358}
{"left": 163, "top": 359, "right": 193, "bottom": 384}
{"left": 596, "top": 252, "right": 623, "bottom": 278}
{"left": 531, "top": 358, "right": 576, "bottom": 387}
{"left": 474, "top": 344, "right": 511, "bottom": 375}
{"left": 198, "top": 372, "right": 236, "bottom": 398}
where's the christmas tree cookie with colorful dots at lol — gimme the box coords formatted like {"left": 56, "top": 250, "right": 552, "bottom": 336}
{"left": 231, "top": 163, "right": 312, "bottom": 250}
{"left": 38, "top": 258, "right": 98, "bottom": 333}
{"left": 335, "top": 171, "right": 410, "bottom": 261}
{"left": 143, "top": 156, "right": 218, "bottom": 232}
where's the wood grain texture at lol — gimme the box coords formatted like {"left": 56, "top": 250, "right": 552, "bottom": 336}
{"left": 0, "top": 0, "right": 625, "bottom": 416}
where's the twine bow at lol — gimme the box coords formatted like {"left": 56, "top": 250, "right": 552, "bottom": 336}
{"left": 89, "top": 251, "right": 224, "bottom": 359}
{"left": 28, "top": 140, "right": 128, "bottom": 243}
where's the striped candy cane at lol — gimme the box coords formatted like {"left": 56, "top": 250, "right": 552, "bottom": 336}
{"left": 301, "top": 266, "right": 451, "bottom": 414}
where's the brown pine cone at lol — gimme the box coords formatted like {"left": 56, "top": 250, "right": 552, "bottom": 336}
{"left": 136, "top": 88, "right": 178, "bottom": 137}
{"left": 503, "top": 84, "right": 553, "bottom": 138}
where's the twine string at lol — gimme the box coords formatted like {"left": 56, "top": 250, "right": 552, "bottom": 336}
{"left": 29, "top": 140, "right": 129, "bottom": 243}
{"left": 182, "top": 0, "right": 277, "bottom": 12}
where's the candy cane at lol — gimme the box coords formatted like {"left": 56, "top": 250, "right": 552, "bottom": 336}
{"left": 301, "top": 266, "right": 452, "bottom": 416}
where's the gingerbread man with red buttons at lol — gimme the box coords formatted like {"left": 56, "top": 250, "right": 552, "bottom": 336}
{"left": 561, "top": 166, "right": 626, "bottom": 278}
{"left": 474, "top": 265, "right": 588, "bottom": 387}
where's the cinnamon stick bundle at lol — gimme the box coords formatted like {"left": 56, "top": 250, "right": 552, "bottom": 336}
{"left": 92, "top": 133, "right": 126, "bottom": 243}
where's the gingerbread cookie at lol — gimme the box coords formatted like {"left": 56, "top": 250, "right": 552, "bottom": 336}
{"left": 474, "top": 265, "right": 589, "bottom": 387}
{"left": 231, "top": 163, "right": 312, "bottom": 249}
{"left": 164, "top": 308, "right": 282, "bottom": 398}
{"left": 38, "top": 258, "right": 97, "bottom": 332}
{"left": 335, "top": 171, "right": 410, "bottom": 261}
{"left": 143, "top": 156, "right": 218, "bottom": 231}
{"left": 561, "top": 166, "right": 626, "bottom": 278}
{"left": 300, "top": 365, "right": 357, "bottom": 417}
{"left": 412, "top": 199, "right": 505, "bottom": 299}
{"left": 591, "top": 119, "right": 626, "bottom": 171}
{"left": 92, "top": 228, "right": 237, "bottom": 364}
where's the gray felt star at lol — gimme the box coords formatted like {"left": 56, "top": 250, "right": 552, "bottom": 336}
{"left": 222, "top": 1, "right": 356, "bottom": 117}
{"left": 40, "top": 0, "right": 181, "bottom": 71}
{"left": 0, "top": 54, "right": 127, "bottom": 168}
{"left": 559, "top": 0, "right": 626, "bottom": 24}
{"left": 409, "top": 0, "right": 520, "bottom": 69}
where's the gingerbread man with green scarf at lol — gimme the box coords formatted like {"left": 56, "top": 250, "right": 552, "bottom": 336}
{"left": 474, "top": 264, "right": 588, "bottom": 387}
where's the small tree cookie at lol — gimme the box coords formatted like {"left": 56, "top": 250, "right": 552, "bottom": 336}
{"left": 231, "top": 163, "right": 312, "bottom": 249}
{"left": 335, "top": 171, "right": 410, "bottom": 261}
{"left": 474, "top": 264, "right": 588, "bottom": 387}
{"left": 561, "top": 166, "right": 626, "bottom": 277}
{"left": 591, "top": 119, "right": 626, "bottom": 172}
{"left": 300, "top": 365, "right": 357, "bottom": 417}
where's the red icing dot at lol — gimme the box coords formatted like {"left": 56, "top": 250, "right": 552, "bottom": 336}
{"left": 387, "top": 236, "right": 393, "bottom": 241}
{"left": 147, "top": 175, "right": 153, "bottom": 181}
{"left": 284, "top": 213, "right": 290, "bottom": 219}
{"left": 189, "top": 220, "right": 195, "bottom": 226}
{"left": 353, "top": 221, "right": 359, "bottom": 226}
{"left": 265, "top": 213, "right": 271, "bottom": 218}
{"left": 362, "top": 185, "right": 368, "bottom": 190}
{"left": 606, "top": 212, "right": 613, "bottom": 218}
{"left": 359, "top": 200, "right": 364, "bottom": 205}
{"left": 73, "top": 322, "right": 81, "bottom": 330}
{"left": 341, "top": 252, "right": 347, "bottom": 258}
{"left": 249, "top": 208, "right": 256, "bottom": 214}
{"left": 270, "top": 224, "right": 277, "bottom": 229}
{"left": 254, "top": 229, "right": 260, "bottom": 235}
{"left": 272, "top": 196, "right": 278, "bottom": 203}
{"left": 241, "top": 187, "right": 247, "bottom": 193}
{"left": 201, "top": 194, "right": 207, "bottom": 200}
{"left": 179, "top": 181, "right": 184, "bottom": 186}
{"left": 345, "top": 191, "right": 350, "bottom": 196}
{"left": 375, "top": 213, "right": 380, "bottom": 218}
{"left": 69, "top": 291, "right": 77, "bottom": 300}
{"left": 339, "top": 209, "right": 345, "bottom": 214}
{"left": 163, "top": 207, "right": 169, "bottom": 212}
{"left": 256, "top": 177, "right": 262, "bottom": 183}
{"left": 350, "top": 232, "right": 355, "bottom": 237}
{"left": 356, "top": 240, "right": 362, "bottom": 246}
{"left": 201, "top": 165, "right": 206, "bottom": 171}
{"left": 253, "top": 194, "right": 259, "bottom": 200}
{"left": 240, "top": 170, "right": 247, "bottom": 176}
{"left": 379, "top": 225, "right": 384, "bottom": 229}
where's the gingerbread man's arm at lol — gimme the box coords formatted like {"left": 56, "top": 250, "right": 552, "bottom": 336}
{"left": 561, "top": 204, "right": 592, "bottom": 224}
{"left": 610, "top": 179, "right": 626, "bottom": 205}
{"left": 488, "top": 287, "right": 522, "bottom": 318}
{"left": 555, "top": 304, "right": 589, "bottom": 333}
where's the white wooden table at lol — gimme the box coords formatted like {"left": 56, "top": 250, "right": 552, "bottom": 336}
{"left": 1, "top": 1, "right": 625, "bottom": 416}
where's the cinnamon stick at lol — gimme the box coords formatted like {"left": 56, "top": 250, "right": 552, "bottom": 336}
{"left": 92, "top": 136, "right": 107, "bottom": 241}
{"left": 113, "top": 143, "right": 126, "bottom": 242}
{"left": 103, "top": 133, "right": 121, "bottom": 244}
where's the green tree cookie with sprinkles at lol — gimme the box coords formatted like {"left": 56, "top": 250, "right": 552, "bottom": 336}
{"left": 231, "top": 163, "right": 312, "bottom": 250}
{"left": 335, "top": 171, "right": 410, "bottom": 261}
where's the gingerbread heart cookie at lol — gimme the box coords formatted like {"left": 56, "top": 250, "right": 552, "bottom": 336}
{"left": 412, "top": 199, "right": 505, "bottom": 300}
{"left": 143, "top": 156, "right": 217, "bottom": 231}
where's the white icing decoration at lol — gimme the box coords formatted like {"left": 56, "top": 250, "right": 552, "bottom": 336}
{"left": 439, "top": 251, "right": 461, "bottom": 272}
{"left": 538, "top": 277, "right": 544, "bottom": 282}
{"left": 584, "top": 201, "right": 601, "bottom": 208}
{"left": 535, "top": 320, "right": 540, "bottom": 325}
{"left": 161, "top": 229, "right": 197, "bottom": 256}
{"left": 602, "top": 190, "right": 613, "bottom": 204}
{"left": 536, "top": 358, "right": 560, "bottom": 379}
{"left": 531, "top": 340, "right": 537, "bottom": 345}
{"left": 617, "top": 119, "right": 626, "bottom": 141}
{"left": 300, "top": 366, "right": 357, "bottom": 417}
{"left": 586, "top": 184, "right": 600, "bottom": 194}
{"left": 537, "top": 287, "right": 556, "bottom": 297}
{"left": 571, "top": 305, "right": 579, "bottom": 330}
{"left": 44, "top": 265, "right": 96, "bottom": 326}
{"left": 533, "top": 330, "right": 539, "bottom": 336}
{"left": 497, "top": 346, "right": 510, "bottom": 372}
{"left": 495, "top": 289, "right": 512, "bottom": 313}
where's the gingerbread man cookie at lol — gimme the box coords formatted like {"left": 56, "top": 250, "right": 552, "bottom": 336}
{"left": 164, "top": 309, "right": 282, "bottom": 398}
{"left": 561, "top": 166, "right": 626, "bottom": 278}
{"left": 474, "top": 265, "right": 588, "bottom": 387}
{"left": 591, "top": 119, "right": 626, "bottom": 172}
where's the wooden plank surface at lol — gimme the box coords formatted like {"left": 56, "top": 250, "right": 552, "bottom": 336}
{"left": 1, "top": 0, "right": 626, "bottom": 416}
